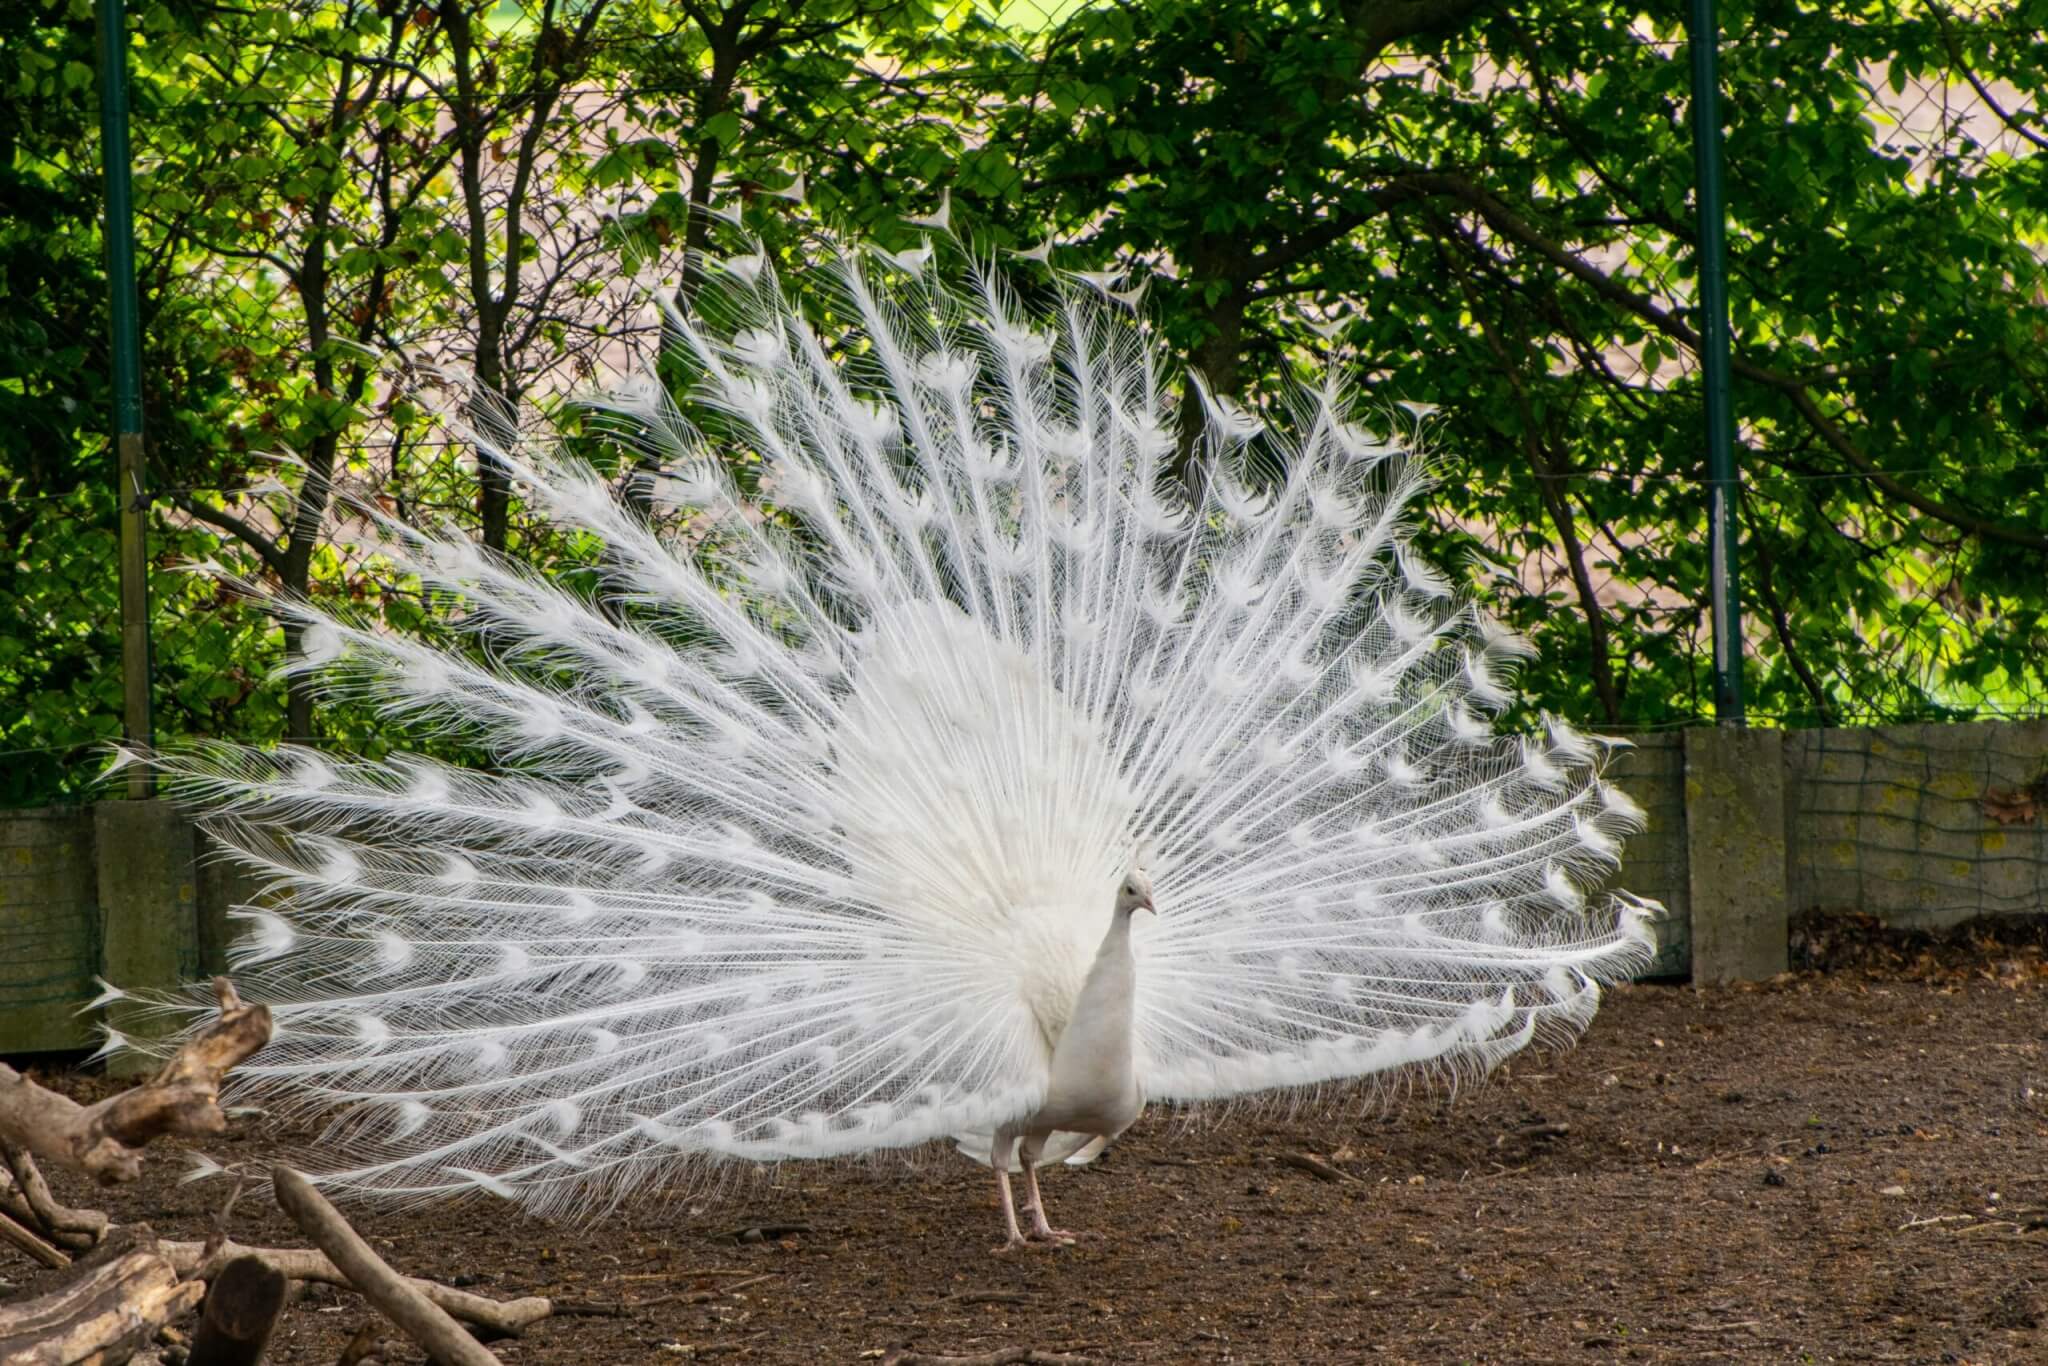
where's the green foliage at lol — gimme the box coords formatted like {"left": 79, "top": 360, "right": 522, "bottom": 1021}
{"left": 3, "top": 0, "right": 2045, "bottom": 807}
{"left": 954, "top": 0, "right": 2048, "bottom": 727}
{"left": 0, "top": 0, "right": 281, "bottom": 804}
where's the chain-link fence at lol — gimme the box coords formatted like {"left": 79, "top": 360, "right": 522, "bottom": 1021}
{"left": 4, "top": 2, "right": 2045, "bottom": 808}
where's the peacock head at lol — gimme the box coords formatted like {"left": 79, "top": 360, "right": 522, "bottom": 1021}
{"left": 1116, "top": 867, "right": 1156, "bottom": 917}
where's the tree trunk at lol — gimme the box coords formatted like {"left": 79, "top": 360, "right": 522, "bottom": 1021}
{"left": 1173, "top": 267, "right": 1249, "bottom": 487}
{"left": 278, "top": 438, "right": 338, "bottom": 743}
{"left": 473, "top": 336, "right": 514, "bottom": 556}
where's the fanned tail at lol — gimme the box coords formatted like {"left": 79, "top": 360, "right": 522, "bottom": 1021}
{"left": 1119, "top": 397, "right": 1656, "bottom": 1103}
{"left": 136, "top": 237, "right": 1658, "bottom": 1211}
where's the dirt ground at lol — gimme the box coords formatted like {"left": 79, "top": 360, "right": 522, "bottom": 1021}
{"left": 15, "top": 914, "right": 2048, "bottom": 1364}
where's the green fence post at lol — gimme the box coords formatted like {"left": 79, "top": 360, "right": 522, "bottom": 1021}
{"left": 1688, "top": 0, "right": 1744, "bottom": 725}
{"left": 97, "top": 0, "right": 154, "bottom": 791}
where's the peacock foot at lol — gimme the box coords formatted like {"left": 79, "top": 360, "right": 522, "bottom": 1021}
{"left": 1028, "top": 1226, "right": 1090, "bottom": 1244}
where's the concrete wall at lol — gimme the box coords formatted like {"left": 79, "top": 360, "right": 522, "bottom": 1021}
{"left": 0, "top": 800, "right": 231, "bottom": 1060}
{"left": 3, "top": 720, "right": 2044, "bottom": 1050}
{"left": 1597, "top": 718, "right": 2048, "bottom": 981}
{"left": 1787, "top": 720, "right": 2048, "bottom": 929}
{"left": 1603, "top": 735, "right": 1689, "bottom": 978}
{"left": 0, "top": 808, "right": 100, "bottom": 1053}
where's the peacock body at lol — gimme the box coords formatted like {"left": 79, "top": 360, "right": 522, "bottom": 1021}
{"left": 137, "top": 243, "right": 1655, "bottom": 1244}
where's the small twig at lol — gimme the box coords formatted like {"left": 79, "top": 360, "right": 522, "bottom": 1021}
{"left": 614, "top": 1271, "right": 784, "bottom": 1314}
{"left": 273, "top": 1167, "right": 503, "bottom": 1366}
{"left": 199, "top": 1171, "right": 250, "bottom": 1270}
{"left": 1898, "top": 1213, "right": 1975, "bottom": 1230}
{"left": 1277, "top": 1152, "right": 1356, "bottom": 1184}
{"left": 883, "top": 1350, "right": 1099, "bottom": 1366}
{"left": 939, "top": 1290, "right": 1039, "bottom": 1307}
{"left": 713, "top": 1271, "right": 778, "bottom": 1292}
{"left": 1516, "top": 1122, "right": 1571, "bottom": 1141}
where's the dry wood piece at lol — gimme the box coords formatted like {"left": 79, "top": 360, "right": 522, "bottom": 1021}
{"left": 727, "top": 1219, "right": 812, "bottom": 1242}
{"left": 336, "top": 1325, "right": 383, "bottom": 1366}
{"left": 0, "top": 1240, "right": 205, "bottom": 1365}
{"left": 3, "top": 1147, "right": 109, "bottom": 1247}
{"left": 334, "top": 1324, "right": 411, "bottom": 1366}
{"left": 161, "top": 1240, "right": 555, "bottom": 1339}
{"left": 272, "top": 1167, "right": 503, "bottom": 1366}
{"left": 188, "top": 1253, "right": 289, "bottom": 1366}
{"left": 0, "top": 978, "right": 271, "bottom": 1185}
{"left": 0, "top": 1201, "right": 71, "bottom": 1268}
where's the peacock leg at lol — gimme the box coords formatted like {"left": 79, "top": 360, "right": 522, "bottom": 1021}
{"left": 991, "top": 1132, "right": 1029, "bottom": 1253}
{"left": 1018, "top": 1136, "right": 1082, "bottom": 1243}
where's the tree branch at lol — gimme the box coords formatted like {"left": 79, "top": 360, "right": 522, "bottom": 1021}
{"left": 273, "top": 1168, "right": 504, "bottom": 1366}
{"left": 164, "top": 494, "right": 289, "bottom": 579}
{"left": 1407, "top": 169, "right": 2048, "bottom": 552}
{"left": 1746, "top": 513, "right": 1834, "bottom": 723}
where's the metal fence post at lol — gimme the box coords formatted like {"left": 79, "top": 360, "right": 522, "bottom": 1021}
{"left": 1688, "top": 0, "right": 1744, "bottom": 726}
{"left": 97, "top": 0, "right": 154, "bottom": 792}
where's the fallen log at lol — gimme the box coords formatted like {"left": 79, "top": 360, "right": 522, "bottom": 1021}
{"left": 0, "top": 1229, "right": 205, "bottom": 1365}
{"left": 0, "top": 977, "right": 270, "bottom": 1188}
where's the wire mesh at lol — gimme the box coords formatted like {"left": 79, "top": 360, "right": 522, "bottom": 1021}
{"left": 1791, "top": 721, "right": 2048, "bottom": 925}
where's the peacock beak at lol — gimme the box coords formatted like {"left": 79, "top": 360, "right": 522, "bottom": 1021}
{"left": 1141, "top": 894, "right": 1156, "bottom": 914}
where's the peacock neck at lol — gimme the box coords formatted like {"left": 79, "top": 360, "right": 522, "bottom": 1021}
{"left": 1089, "top": 908, "right": 1137, "bottom": 994}
{"left": 1039, "top": 901, "right": 1137, "bottom": 1075}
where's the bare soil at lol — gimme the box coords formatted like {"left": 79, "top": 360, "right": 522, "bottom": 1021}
{"left": 15, "top": 914, "right": 2048, "bottom": 1364}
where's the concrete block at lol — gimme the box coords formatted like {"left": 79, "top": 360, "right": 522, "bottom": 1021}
{"left": 194, "top": 829, "right": 266, "bottom": 976}
{"left": 1604, "top": 734, "right": 1691, "bottom": 977}
{"left": 0, "top": 808, "right": 100, "bottom": 1053}
{"left": 1685, "top": 727, "right": 1790, "bottom": 983}
{"left": 95, "top": 800, "right": 201, "bottom": 1074}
